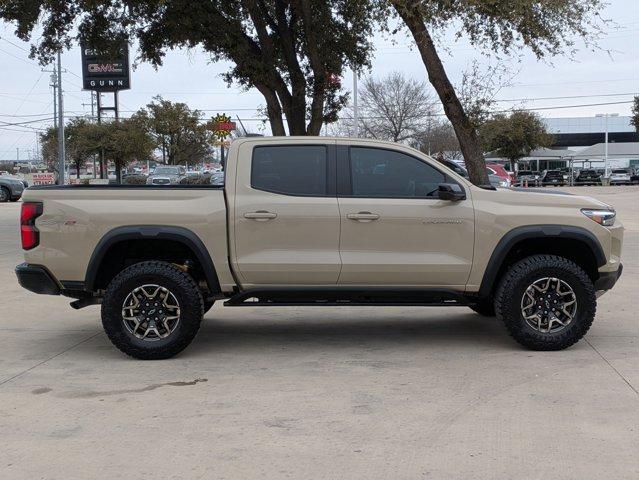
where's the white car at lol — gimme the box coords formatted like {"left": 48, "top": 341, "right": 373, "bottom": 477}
{"left": 610, "top": 169, "right": 631, "bottom": 185}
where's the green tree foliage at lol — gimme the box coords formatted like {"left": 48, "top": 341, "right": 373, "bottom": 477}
{"left": 132, "top": 97, "right": 213, "bottom": 166}
{"left": 40, "top": 118, "right": 154, "bottom": 182}
{"left": 0, "top": 0, "right": 378, "bottom": 136}
{"left": 40, "top": 119, "right": 104, "bottom": 179}
{"left": 479, "top": 110, "right": 553, "bottom": 171}
{"left": 632, "top": 97, "right": 639, "bottom": 133}
{"left": 388, "top": 0, "right": 604, "bottom": 185}
{"left": 103, "top": 118, "right": 155, "bottom": 182}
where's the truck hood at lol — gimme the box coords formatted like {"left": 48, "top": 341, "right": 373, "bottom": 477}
{"left": 492, "top": 187, "right": 613, "bottom": 210}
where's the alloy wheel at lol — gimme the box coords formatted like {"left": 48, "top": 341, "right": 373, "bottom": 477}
{"left": 520, "top": 277, "right": 577, "bottom": 334}
{"left": 121, "top": 284, "right": 180, "bottom": 341}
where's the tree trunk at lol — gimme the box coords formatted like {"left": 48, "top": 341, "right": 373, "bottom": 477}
{"left": 256, "top": 85, "right": 287, "bottom": 136}
{"left": 115, "top": 161, "right": 122, "bottom": 184}
{"left": 392, "top": 2, "right": 490, "bottom": 186}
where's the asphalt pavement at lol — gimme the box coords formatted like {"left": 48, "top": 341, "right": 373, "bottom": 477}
{"left": 0, "top": 186, "right": 638, "bottom": 479}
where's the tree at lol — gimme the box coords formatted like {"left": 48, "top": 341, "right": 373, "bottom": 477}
{"left": 388, "top": 0, "right": 604, "bottom": 186}
{"left": 413, "top": 120, "right": 461, "bottom": 160}
{"left": 40, "top": 119, "right": 103, "bottom": 179}
{"left": 480, "top": 110, "right": 553, "bottom": 171}
{"left": 103, "top": 118, "right": 155, "bottom": 183}
{"left": 132, "top": 97, "right": 213, "bottom": 166}
{"left": 65, "top": 119, "right": 104, "bottom": 178}
{"left": 632, "top": 97, "right": 639, "bottom": 133}
{"left": 358, "top": 71, "right": 437, "bottom": 142}
{"left": 39, "top": 127, "right": 59, "bottom": 174}
{"left": 1, "top": 0, "right": 378, "bottom": 136}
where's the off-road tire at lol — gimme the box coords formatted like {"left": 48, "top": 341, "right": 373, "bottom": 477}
{"left": 102, "top": 261, "right": 204, "bottom": 360}
{"left": 0, "top": 187, "right": 9, "bottom": 203}
{"left": 203, "top": 299, "right": 215, "bottom": 314}
{"left": 495, "top": 254, "right": 596, "bottom": 351}
{"left": 469, "top": 299, "right": 496, "bottom": 317}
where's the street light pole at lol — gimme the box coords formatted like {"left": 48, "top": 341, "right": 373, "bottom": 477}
{"left": 56, "top": 51, "right": 65, "bottom": 185}
{"left": 595, "top": 113, "right": 619, "bottom": 180}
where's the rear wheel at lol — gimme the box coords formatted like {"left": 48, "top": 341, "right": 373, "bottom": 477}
{"left": 203, "top": 299, "right": 215, "bottom": 314}
{"left": 101, "top": 261, "right": 204, "bottom": 359}
{"left": 0, "top": 187, "right": 9, "bottom": 203}
{"left": 495, "top": 255, "right": 596, "bottom": 350}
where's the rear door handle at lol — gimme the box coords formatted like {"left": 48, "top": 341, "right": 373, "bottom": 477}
{"left": 244, "top": 210, "right": 277, "bottom": 221}
{"left": 347, "top": 211, "right": 380, "bottom": 222}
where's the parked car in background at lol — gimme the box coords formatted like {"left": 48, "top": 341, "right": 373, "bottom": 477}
{"left": 147, "top": 165, "right": 187, "bottom": 185}
{"left": 610, "top": 169, "right": 631, "bottom": 185}
{"left": 488, "top": 174, "right": 510, "bottom": 188}
{"left": 515, "top": 170, "right": 540, "bottom": 186}
{"left": 438, "top": 160, "right": 510, "bottom": 187}
{"left": 575, "top": 169, "right": 602, "bottom": 186}
{"left": 0, "top": 175, "right": 26, "bottom": 202}
{"left": 630, "top": 169, "right": 639, "bottom": 185}
{"left": 210, "top": 171, "right": 225, "bottom": 186}
{"left": 486, "top": 163, "right": 512, "bottom": 184}
{"left": 540, "top": 170, "right": 565, "bottom": 186}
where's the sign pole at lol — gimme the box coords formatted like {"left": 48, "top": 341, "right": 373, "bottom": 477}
{"left": 97, "top": 92, "right": 105, "bottom": 179}
{"left": 207, "top": 113, "right": 236, "bottom": 170}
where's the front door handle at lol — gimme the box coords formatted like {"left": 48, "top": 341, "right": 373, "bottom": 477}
{"left": 347, "top": 211, "right": 380, "bottom": 222}
{"left": 244, "top": 210, "right": 277, "bottom": 221}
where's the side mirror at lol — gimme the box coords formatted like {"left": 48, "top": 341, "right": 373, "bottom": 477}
{"left": 438, "top": 183, "right": 466, "bottom": 201}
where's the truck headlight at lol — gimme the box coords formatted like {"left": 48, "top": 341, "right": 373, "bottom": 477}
{"left": 581, "top": 209, "right": 616, "bottom": 226}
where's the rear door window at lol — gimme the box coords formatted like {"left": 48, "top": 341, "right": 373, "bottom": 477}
{"left": 251, "top": 145, "right": 328, "bottom": 196}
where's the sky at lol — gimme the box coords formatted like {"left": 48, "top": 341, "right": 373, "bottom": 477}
{"left": 1, "top": 0, "right": 639, "bottom": 161}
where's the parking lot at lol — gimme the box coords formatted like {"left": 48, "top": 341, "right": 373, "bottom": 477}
{"left": 0, "top": 186, "right": 638, "bottom": 479}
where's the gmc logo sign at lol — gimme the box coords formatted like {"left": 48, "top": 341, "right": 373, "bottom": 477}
{"left": 88, "top": 63, "right": 124, "bottom": 74}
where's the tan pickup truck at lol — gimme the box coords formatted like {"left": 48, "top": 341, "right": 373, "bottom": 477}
{"left": 16, "top": 137, "right": 623, "bottom": 359}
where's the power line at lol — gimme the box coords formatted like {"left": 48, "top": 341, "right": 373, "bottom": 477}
{"left": 496, "top": 92, "right": 639, "bottom": 103}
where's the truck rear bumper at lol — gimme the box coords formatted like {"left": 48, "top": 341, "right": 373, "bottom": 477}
{"left": 595, "top": 264, "right": 623, "bottom": 292}
{"left": 15, "top": 263, "right": 61, "bottom": 295}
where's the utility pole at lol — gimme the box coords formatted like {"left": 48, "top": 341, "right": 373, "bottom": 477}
{"left": 352, "top": 69, "right": 359, "bottom": 137}
{"left": 50, "top": 71, "right": 58, "bottom": 131}
{"left": 56, "top": 51, "right": 65, "bottom": 185}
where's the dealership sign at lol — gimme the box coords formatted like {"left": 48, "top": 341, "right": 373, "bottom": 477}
{"left": 208, "top": 113, "right": 236, "bottom": 139}
{"left": 81, "top": 43, "right": 131, "bottom": 92}
{"left": 31, "top": 173, "right": 55, "bottom": 185}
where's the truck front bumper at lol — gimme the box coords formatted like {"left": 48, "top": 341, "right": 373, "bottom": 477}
{"left": 594, "top": 263, "right": 623, "bottom": 292}
{"left": 15, "top": 263, "right": 61, "bottom": 295}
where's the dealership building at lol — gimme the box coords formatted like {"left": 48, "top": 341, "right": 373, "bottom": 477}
{"left": 488, "top": 115, "right": 639, "bottom": 172}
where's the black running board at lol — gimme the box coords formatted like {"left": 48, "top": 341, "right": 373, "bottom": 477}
{"left": 224, "top": 287, "right": 469, "bottom": 307}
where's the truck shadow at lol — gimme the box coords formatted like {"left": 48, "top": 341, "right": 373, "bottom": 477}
{"left": 185, "top": 308, "right": 517, "bottom": 355}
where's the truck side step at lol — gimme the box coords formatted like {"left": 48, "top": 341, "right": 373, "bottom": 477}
{"left": 224, "top": 287, "right": 469, "bottom": 307}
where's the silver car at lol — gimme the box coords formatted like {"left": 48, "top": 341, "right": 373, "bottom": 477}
{"left": 0, "top": 175, "right": 26, "bottom": 202}
{"left": 610, "top": 169, "right": 631, "bottom": 185}
{"left": 146, "top": 165, "right": 187, "bottom": 185}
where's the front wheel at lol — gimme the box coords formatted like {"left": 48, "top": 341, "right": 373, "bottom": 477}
{"left": 469, "top": 299, "right": 495, "bottom": 317}
{"left": 0, "top": 187, "right": 9, "bottom": 203}
{"left": 495, "top": 255, "right": 596, "bottom": 350}
{"left": 101, "top": 261, "right": 204, "bottom": 359}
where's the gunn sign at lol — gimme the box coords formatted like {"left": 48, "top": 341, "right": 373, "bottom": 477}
{"left": 81, "top": 43, "right": 131, "bottom": 92}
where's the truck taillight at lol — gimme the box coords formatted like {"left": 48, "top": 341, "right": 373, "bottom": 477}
{"left": 20, "top": 202, "right": 43, "bottom": 250}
